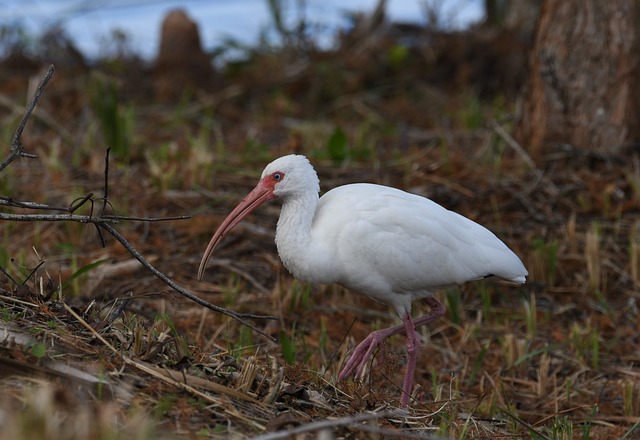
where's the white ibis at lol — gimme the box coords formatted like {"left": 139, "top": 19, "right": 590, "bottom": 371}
{"left": 198, "top": 154, "right": 527, "bottom": 406}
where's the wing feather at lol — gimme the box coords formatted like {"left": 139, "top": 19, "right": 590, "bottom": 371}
{"left": 313, "top": 183, "right": 526, "bottom": 299}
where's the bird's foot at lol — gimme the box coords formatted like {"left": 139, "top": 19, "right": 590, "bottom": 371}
{"left": 337, "top": 335, "right": 378, "bottom": 380}
{"left": 338, "top": 327, "right": 399, "bottom": 381}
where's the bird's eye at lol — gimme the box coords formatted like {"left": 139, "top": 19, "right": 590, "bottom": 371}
{"left": 273, "top": 173, "right": 282, "bottom": 181}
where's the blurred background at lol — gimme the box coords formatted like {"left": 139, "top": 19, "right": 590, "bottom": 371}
{"left": 0, "top": 0, "right": 483, "bottom": 60}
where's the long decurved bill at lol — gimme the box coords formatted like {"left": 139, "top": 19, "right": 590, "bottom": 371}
{"left": 197, "top": 180, "right": 276, "bottom": 281}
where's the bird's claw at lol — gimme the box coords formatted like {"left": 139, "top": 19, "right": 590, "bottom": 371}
{"left": 338, "top": 330, "right": 388, "bottom": 381}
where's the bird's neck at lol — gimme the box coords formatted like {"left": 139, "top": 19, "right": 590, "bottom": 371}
{"left": 274, "top": 191, "right": 319, "bottom": 281}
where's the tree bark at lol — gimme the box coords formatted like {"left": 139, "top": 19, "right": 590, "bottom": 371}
{"left": 514, "top": 0, "right": 639, "bottom": 156}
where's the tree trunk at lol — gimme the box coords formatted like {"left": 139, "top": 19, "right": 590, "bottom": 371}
{"left": 514, "top": 0, "right": 639, "bottom": 156}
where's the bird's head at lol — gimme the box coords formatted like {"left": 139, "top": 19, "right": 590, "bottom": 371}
{"left": 197, "top": 154, "right": 319, "bottom": 280}
{"left": 260, "top": 154, "right": 320, "bottom": 199}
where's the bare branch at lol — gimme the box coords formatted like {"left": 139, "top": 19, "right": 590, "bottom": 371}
{"left": 69, "top": 194, "right": 95, "bottom": 213}
{"left": 102, "top": 214, "right": 191, "bottom": 222}
{"left": 13, "top": 65, "right": 55, "bottom": 146}
{"left": 1, "top": 196, "right": 84, "bottom": 211}
{"left": 0, "top": 212, "right": 120, "bottom": 224}
{"left": 1, "top": 198, "right": 51, "bottom": 210}
{"left": 0, "top": 201, "right": 190, "bottom": 222}
{"left": 0, "top": 211, "right": 278, "bottom": 341}
{"left": 101, "top": 147, "right": 111, "bottom": 217}
{"left": 98, "top": 222, "right": 279, "bottom": 341}
{"left": 0, "top": 92, "right": 73, "bottom": 145}
{"left": 0, "top": 65, "right": 55, "bottom": 173}
{"left": 0, "top": 266, "right": 19, "bottom": 286}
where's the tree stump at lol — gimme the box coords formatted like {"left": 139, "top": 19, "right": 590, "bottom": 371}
{"left": 153, "top": 9, "right": 215, "bottom": 103}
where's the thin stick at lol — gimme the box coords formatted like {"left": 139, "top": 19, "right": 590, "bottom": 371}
{"left": 324, "top": 315, "right": 358, "bottom": 377}
{"left": 0, "top": 266, "right": 19, "bottom": 285}
{"left": 13, "top": 65, "right": 55, "bottom": 146}
{"left": 69, "top": 194, "right": 95, "bottom": 213}
{"left": 102, "top": 214, "right": 191, "bottom": 222}
{"left": 250, "top": 411, "right": 417, "bottom": 440}
{"left": 0, "top": 213, "right": 120, "bottom": 223}
{"left": 100, "top": 147, "right": 111, "bottom": 217}
{"left": 0, "top": 212, "right": 189, "bottom": 223}
{"left": 0, "top": 65, "right": 55, "bottom": 173}
{"left": 489, "top": 119, "right": 538, "bottom": 171}
{"left": 0, "top": 197, "right": 82, "bottom": 211}
{"left": 0, "top": 92, "right": 73, "bottom": 145}
{"left": 0, "top": 196, "right": 190, "bottom": 222}
{"left": 98, "top": 222, "right": 279, "bottom": 341}
{"left": 105, "top": 293, "right": 132, "bottom": 328}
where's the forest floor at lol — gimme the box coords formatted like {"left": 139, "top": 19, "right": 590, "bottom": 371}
{"left": 1, "top": 17, "right": 640, "bottom": 439}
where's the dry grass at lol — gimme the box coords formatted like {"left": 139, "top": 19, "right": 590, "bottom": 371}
{"left": 1, "top": 24, "right": 639, "bottom": 439}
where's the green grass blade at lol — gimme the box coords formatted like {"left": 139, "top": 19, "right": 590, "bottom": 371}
{"left": 61, "top": 259, "right": 109, "bottom": 290}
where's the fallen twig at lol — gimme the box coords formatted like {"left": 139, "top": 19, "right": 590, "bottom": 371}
{"left": 250, "top": 410, "right": 432, "bottom": 440}
{"left": 0, "top": 212, "right": 189, "bottom": 223}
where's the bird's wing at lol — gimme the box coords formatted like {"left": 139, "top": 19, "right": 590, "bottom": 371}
{"left": 314, "top": 184, "right": 526, "bottom": 296}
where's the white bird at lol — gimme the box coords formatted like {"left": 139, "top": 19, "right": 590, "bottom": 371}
{"left": 198, "top": 154, "right": 527, "bottom": 406}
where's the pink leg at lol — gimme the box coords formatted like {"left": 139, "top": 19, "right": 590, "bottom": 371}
{"left": 401, "top": 313, "right": 420, "bottom": 406}
{"left": 338, "top": 297, "right": 446, "bottom": 405}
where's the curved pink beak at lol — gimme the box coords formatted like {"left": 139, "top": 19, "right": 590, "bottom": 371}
{"left": 197, "top": 179, "right": 277, "bottom": 281}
